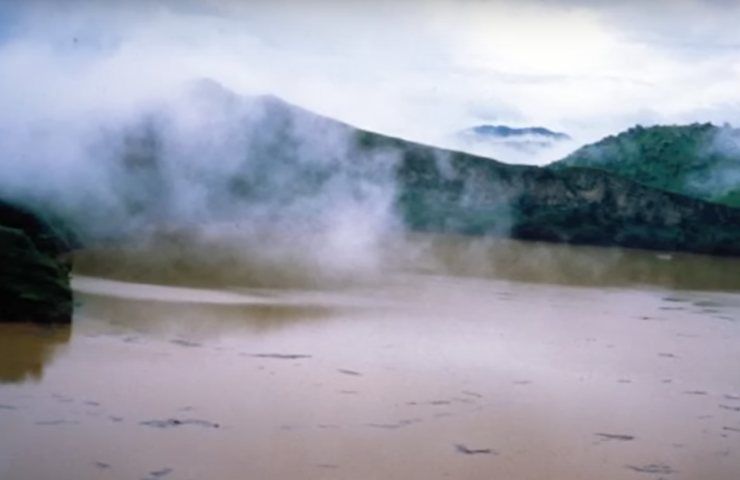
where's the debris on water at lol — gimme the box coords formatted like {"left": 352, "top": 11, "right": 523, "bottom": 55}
{"left": 658, "top": 353, "right": 678, "bottom": 358}
{"left": 317, "top": 424, "right": 340, "bottom": 430}
{"left": 140, "top": 418, "right": 220, "bottom": 429}
{"left": 626, "top": 464, "right": 675, "bottom": 474}
{"left": 149, "top": 467, "right": 173, "bottom": 478}
{"left": 35, "top": 419, "right": 79, "bottom": 426}
{"left": 454, "top": 444, "right": 496, "bottom": 455}
{"left": 109, "top": 415, "right": 124, "bottom": 423}
{"left": 719, "top": 405, "right": 740, "bottom": 412}
{"left": 595, "top": 433, "right": 635, "bottom": 441}
{"left": 693, "top": 300, "right": 723, "bottom": 308}
{"left": 0, "top": 404, "right": 17, "bottom": 410}
{"left": 684, "top": 390, "right": 708, "bottom": 396}
{"left": 663, "top": 297, "right": 688, "bottom": 303}
{"left": 461, "top": 391, "right": 483, "bottom": 398}
{"left": 513, "top": 380, "right": 532, "bottom": 385}
{"left": 434, "top": 412, "right": 453, "bottom": 418}
{"left": 724, "top": 394, "right": 740, "bottom": 401}
{"left": 367, "top": 418, "right": 421, "bottom": 430}
{"left": 723, "top": 426, "right": 740, "bottom": 433}
{"left": 170, "top": 339, "right": 201, "bottom": 348}
{"left": 84, "top": 400, "right": 101, "bottom": 406}
{"left": 338, "top": 369, "right": 362, "bottom": 376}
{"left": 93, "top": 461, "right": 111, "bottom": 470}
{"left": 250, "top": 353, "right": 312, "bottom": 360}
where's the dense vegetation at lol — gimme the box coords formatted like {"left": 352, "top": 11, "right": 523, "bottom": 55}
{"left": 553, "top": 123, "right": 740, "bottom": 207}
{"left": 352, "top": 130, "right": 740, "bottom": 255}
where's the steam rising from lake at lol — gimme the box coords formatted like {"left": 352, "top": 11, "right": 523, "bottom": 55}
{"left": 0, "top": 79, "right": 404, "bottom": 281}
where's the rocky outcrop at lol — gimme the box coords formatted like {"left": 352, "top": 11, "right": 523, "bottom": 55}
{"left": 0, "top": 200, "right": 73, "bottom": 323}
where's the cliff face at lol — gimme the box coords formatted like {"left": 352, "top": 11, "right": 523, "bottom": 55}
{"left": 0, "top": 200, "right": 73, "bottom": 324}
{"left": 383, "top": 137, "right": 740, "bottom": 255}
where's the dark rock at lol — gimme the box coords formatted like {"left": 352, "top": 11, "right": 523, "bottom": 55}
{"left": 0, "top": 200, "right": 73, "bottom": 324}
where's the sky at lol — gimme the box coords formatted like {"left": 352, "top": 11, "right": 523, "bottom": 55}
{"left": 2, "top": 0, "right": 740, "bottom": 164}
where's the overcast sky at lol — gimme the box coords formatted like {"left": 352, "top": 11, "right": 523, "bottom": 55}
{"left": 2, "top": 0, "right": 740, "bottom": 163}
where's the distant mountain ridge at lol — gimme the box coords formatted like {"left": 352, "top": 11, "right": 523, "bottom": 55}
{"left": 465, "top": 125, "right": 571, "bottom": 141}
{"left": 552, "top": 123, "right": 740, "bottom": 207}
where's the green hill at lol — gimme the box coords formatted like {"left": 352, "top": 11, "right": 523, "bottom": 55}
{"left": 553, "top": 123, "right": 740, "bottom": 207}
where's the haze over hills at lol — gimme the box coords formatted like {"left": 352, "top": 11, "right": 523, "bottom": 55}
{"left": 552, "top": 123, "right": 740, "bottom": 207}
{"left": 4, "top": 81, "right": 740, "bottom": 255}
{"left": 3, "top": 81, "right": 740, "bottom": 323}
{"left": 456, "top": 124, "right": 574, "bottom": 165}
{"left": 462, "top": 125, "right": 571, "bottom": 142}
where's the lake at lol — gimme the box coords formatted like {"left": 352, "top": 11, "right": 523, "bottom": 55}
{"left": 1, "top": 235, "right": 739, "bottom": 480}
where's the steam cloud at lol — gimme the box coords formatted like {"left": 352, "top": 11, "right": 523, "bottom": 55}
{"left": 0, "top": 0, "right": 410, "bottom": 285}
{"left": 1, "top": 77, "right": 407, "bottom": 285}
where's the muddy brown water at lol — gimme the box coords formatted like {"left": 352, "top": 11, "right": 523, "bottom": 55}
{"left": 1, "top": 235, "right": 740, "bottom": 480}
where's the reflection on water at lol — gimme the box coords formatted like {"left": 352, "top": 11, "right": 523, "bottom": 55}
{"left": 1, "top": 234, "right": 740, "bottom": 480}
{"left": 399, "top": 235, "right": 740, "bottom": 292}
{"left": 0, "top": 324, "right": 70, "bottom": 383}
{"left": 75, "top": 283, "right": 343, "bottom": 337}
{"left": 74, "top": 233, "right": 740, "bottom": 292}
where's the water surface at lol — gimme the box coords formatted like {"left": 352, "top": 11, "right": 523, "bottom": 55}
{"left": 1, "top": 237, "right": 739, "bottom": 480}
